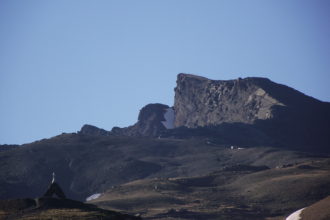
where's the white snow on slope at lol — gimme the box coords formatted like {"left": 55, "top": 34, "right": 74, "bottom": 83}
{"left": 286, "top": 208, "right": 305, "bottom": 220}
{"left": 86, "top": 193, "right": 101, "bottom": 202}
{"left": 161, "top": 108, "right": 175, "bottom": 129}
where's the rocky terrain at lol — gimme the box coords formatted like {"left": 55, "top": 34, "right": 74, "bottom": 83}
{"left": 1, "top": 73, "right": 330, "bottom": 219}
{"left": 174, "top": 74, "right": 281, "bottom": 126}
{"left": 174, "top": 74, "right": 315, "bottom": 126}
{"left": 111, "top": 104, "right": 171, "bottom": 137}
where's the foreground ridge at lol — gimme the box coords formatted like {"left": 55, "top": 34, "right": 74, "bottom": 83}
{"left": 0, "top": 173, "right": 141, "bottom": 220}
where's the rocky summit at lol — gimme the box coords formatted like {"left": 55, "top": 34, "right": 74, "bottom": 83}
{"left": 174, "top": 73, "right": 285, "bottom": 127}
{"left": 1, "top": 73, "right": 330, "bottom": 220}
{"left": 173, "top": 73, "right": 330, "bottom": 150}
{"left": 80, "top": 73, "right": 330, "bottom": 151}
{"left": 111, "top": 103, "right": 171, "bottom": 137}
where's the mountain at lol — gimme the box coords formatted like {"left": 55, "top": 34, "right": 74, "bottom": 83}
{"left": 80, "top": 73, "right": 330, "bottom": 152}
{"left": 173, "top": 74, "right": 330, "bottom": 151}
{"left": 1, "top": 73, "right": 330, "bottom": 219}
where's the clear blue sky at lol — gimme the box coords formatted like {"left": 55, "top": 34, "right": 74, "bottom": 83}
{"left": 1, "top": 0, "right": 329, "bottom": 144}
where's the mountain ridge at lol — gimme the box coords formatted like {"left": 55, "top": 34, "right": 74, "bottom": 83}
{"left": 78, "top": 73, "right": 330, "bottom": 152}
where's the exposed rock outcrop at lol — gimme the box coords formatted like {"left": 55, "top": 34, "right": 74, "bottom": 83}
{"left": 112, "top": 103, "right": 170, "bottom": 137}
{"left": 79, "top": 124, "right": 110, "bottom": 136}
{"left": 173, "top": 73, "right": 330, "bottom": 150}
{"left": 78, "top": 104, "right": 171, "bottom": 137}
{"left": 174, "top": 73, "right": 308, "bottom": 128}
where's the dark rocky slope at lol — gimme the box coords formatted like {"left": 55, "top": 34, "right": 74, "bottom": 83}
{"left": 0, "top": 197, "right": 140, "bottom": 220}
{"left": 0, "top": 134, "right": 319, "bottom": 201}
{"left": 90, "top": 159, "right": 330, "bottom": 220}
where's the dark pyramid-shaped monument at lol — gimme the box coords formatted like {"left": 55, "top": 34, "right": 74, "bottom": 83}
{"left": 43, "top": 172, "right": 66, "bottom": 199}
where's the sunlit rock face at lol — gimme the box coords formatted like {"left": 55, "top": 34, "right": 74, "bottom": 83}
{"left": 173, "top": 73, "right": 330, "bottom": 150}
{"left": 174, "top": 73, "right": 284, "bottom": 128}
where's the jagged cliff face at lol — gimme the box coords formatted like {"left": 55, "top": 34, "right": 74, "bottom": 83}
{"left": 174, "top": 73, "right": 285, "bottom": 128}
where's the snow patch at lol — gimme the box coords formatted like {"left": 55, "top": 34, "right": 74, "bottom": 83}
{"left": 286, "top": 208, "right": 305, "bottom": 220}
{"left": 86, "top": 193, "right": 101, "bottom": 201}
{"left": 230, "top": 146, "right": 244, "bottom": 150}
{"left": 162, "top": 108, "right": 175, "bottom": 129}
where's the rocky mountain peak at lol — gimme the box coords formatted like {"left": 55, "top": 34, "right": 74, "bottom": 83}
{"left": 76, "top": 73, "right": 330, "bottom": 149}
{"left": 137, "top": 103, "right": 168, "bottom": 123}
{"left": 174, "top": 74, "right": 284, "bottom": 128}
{"left": 111, "top": 103, "right": 170, "bottom": 137}
{"left": 133, "top": 103, "right": 170, "bottom": 136}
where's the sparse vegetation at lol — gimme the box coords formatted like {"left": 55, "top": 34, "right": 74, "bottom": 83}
{"left": 1, "top": 133, "right": 329, "bottom": 219}
{"left": 90, "top": 159, "right": 330, "bottom": 219}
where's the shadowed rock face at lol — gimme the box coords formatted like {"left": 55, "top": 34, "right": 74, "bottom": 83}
{"left": 111, "top": 103, "right": 169, "bottom": 137}
{"left": 79, "top": 124, "right": 110, "bottom": 136}
{"left": 79, "top": 104, "right": 170, "bottom": 137}
{"left": 130, "top": 103, "right": 169, "bottom": 136}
